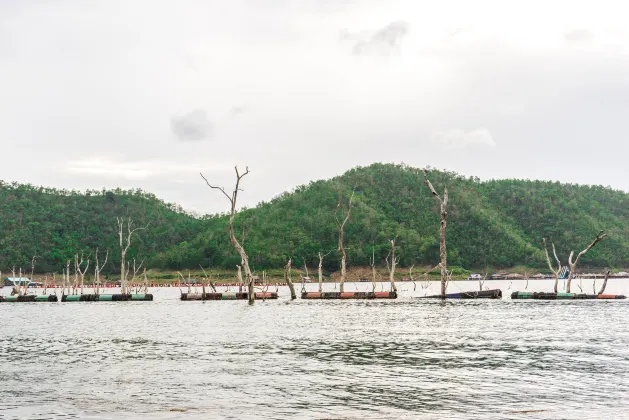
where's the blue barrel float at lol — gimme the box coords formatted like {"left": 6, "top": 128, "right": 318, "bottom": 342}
{"left": 0, "top": 295, "right": 58, "bottom": 302}
{"left": 419, "top": 289, "right": 503, "bottom": 299}
{"left": 61, "top": 294, "right": 153, "bottom": 302}
{"left": 511, "top": 291, "right": 626, "bottom": 300}
{"left": 180, "top": 292, "right": 278, "bottom": 300}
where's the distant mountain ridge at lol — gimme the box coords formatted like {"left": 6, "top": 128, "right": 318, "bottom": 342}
{"left": 1, "top": 163, "right": 627, "bottom": 273}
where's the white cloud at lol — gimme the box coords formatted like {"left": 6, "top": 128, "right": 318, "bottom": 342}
{"left": 65, "top": 157, "right": 218, "bottom": 180}
{"left": 431, "top": 128, "right": 496, "bottom": 148}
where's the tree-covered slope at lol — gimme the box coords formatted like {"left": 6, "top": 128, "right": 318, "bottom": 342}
{"left": 0, "top": 182, "right": 202, "bottom": 272}
{"left": 155, "top": 163, "right": 628, "bottom": 271}
{"left": 2, "top": 163, "right": 628, "bottom": 273}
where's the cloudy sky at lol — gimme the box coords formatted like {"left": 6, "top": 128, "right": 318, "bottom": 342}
{"left": 1, "top": 1, "right": 628, "bottom": 214}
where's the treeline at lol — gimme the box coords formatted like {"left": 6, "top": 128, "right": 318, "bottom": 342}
{"left": 0, "top": 182, "right": 202, "bottom": 272}
{"left": 1, "top": 163, "right": 628, "bottom": 274}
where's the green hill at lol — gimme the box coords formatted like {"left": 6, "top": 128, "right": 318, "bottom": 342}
{"left": 0, "top": 182, "right": 202, "bottom": 273}
{"left": 154, "top": 163, "right": 629, "bottom": 272}
{"left": 2, "top": 163, "right": 628, "bottom": 274}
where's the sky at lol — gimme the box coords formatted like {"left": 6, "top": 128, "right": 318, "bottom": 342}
{"left": 1, "top": 0, "right": 628, "bottom": 214}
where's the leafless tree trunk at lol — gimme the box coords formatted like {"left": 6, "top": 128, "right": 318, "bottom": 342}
{"left": 236, "top": 265, "right": 243, "bottom": 292}
{"left": 117, "top": 217, "right": 149, "bottom": 295}
{"left": 94, "top": 249, "right": 108, "bottom": 295}
{"left": 334, "top": 188, "right": 355, "bottom": 293}
{"left": 423, "top": 170, "right": 448, "bottom": 298}
{"left": 201, "top": 166, "right": 256, "bottom": 304}
{"left": 317, "top": 250, "right": 332, "bottom": 293}
{"left": 199, "top": 265, "right": 217, "bottom": 292}
{"left": 543, "top": 238, "right": 562, "bottom": 293}
{"left": 567, "top": 230, "right": 608, "bottom": 293}
{"left": 598, "top": 270, "right": 612, "bottom": 295}
{"left": 129, "top": 258, "right": 144, "bottom": 293}
{"left": 142, "top": 267, "right": 149, "bottom": 294}
{"left": 370, "top": 247, "right": 378, "bottom": 293}
{"left": 64, "top": 260, "right": 70, "bottom": 295}
{"left": 75, "top": 252, "right": 90, "bottom": 295}
{"left": 385, "top": 238, "right": 399, "bottom": 293}
{"left": 28, "top": 256, "right": 36, "bottom": 296}
{"left": 284, "top": 257, "right": 296, "bottom": 300}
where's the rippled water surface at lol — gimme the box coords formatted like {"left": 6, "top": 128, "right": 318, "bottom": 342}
{"left": 2, "top": 280, "right": 629, "bottom": 419}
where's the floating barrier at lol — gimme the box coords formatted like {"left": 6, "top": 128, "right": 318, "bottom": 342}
{"left": 419, "top": 289, "right": 503, "bottom": 299}
{"left": 301, "top": 291, "right": 397, "bottom": 299}
{"left": 180, "top": 292, "right": 278, "bottom": 300}
{"left": 0, "top": 295, "right": 58, "bottom": 302}
{"left": 511, "top": 291, "right": 626, "bottom": 300}
{"left": 61, "top": 294, "right": 153, "bottom": 302}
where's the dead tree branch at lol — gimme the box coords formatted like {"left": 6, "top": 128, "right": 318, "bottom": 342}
{"left": 566, "top": 230, "right": 608, "bottom": 292}
{"left": 201, "top": 166, "right": 256, "bottom": 304}
{"left": 423, "top": 170, "right": 448, "bottom": 298}
{"left": 334, "top": 187, "right": 355, "bottom": 293}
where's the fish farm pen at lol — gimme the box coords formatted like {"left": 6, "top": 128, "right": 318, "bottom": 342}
{"left": 0, "top": 295, "right": 58, "bottom": 302}
{"left": 61, "top": 294, "right": 154, "bottom": 301}
{"left": 301, "top": 291, "right": 398, "bottom": 299}
{"left": 180, "top": 291, "right": 278, "bottom": 300}
{"left": 511, "top": 292, "right": 626, "bottom": 300}
{"left": 418, "top": 289, "right": 503, "bottom": 299}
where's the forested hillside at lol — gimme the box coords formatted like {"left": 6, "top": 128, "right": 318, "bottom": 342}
{"left": 0, "top": 182, "right": 201, "bottom": 272}
{"left": 2, "top": 163, "right": 628, "bottom": 274}
{"left": 155, "top": 163, "right": 629, "bottom": 272}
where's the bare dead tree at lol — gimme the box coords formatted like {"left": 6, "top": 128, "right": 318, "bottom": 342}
{"left": 129, "top": 258, "right": 144, "bottom": 292}
{"left": 142, "top": 267, "right": 149, "bottom": 294}
{"left": 317, "top": 250, "right": 333, "bottom": 293}
{"left": 29, "top": 256, "right": 36, "bottom": 296}
{"left": 10, "top": 266, "right": 20, "bottom": 296}
{"left": 370, "top": 247, "right": 378, "bottom": 293}
{"left": 598, "top": 270, "right": 612, "bottom": 295}
{"left": 199, "top": 265, "right": 217, "bottom": 292}
{"left": 117, "top": 217, "right": 149, "bottom": 295}
{"left": 75, "top": 252, "right": 90, "bottom": 295}
{"left": 177, "top": 271, "right": 191, "bottom": 294}
{"left": 201, "top": 166, "right": 256, "bottom": 304}
{"left": 566, "top": 230, "right": 608, "bottom": 293}
{"left": 64, "top": 260, "right": 70, "bottom": 295}
{"left": 543, "top": 238, "right": 562, "bottom": 293}
{"left": 385, "top": 238, "right": 399, "bottom": 293}
{"left": 94, "top": 249, "right": 109, "bottom": 295}
{"left": 334, "top": 188, "right": 355, "bottom": 293}
{"left": 300, "top": 259, "right": 310, "bottom": 294}
{"left": 284, "top": 257, "right": 296, "bottom": 300}
{"left": 236, "top": 265, "right": 243, "bottom": 292}
{"left": 423, "top": 170, "right": 448, "bottom": 298}
{"left": 409, "top": 264, "right": 416, "bottom": 291}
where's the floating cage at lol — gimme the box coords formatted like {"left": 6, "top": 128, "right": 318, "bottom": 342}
{"left": 61, "top": 294, "right": 153, "bottom": 302}
{"left": 511, "top": 291, "right": 626, "bottom": 300}
{"left": 180, "top": 291, "right": 278, "bottom": 301}
{"left": 301, "top": 291, "right": 398, "bottom": 299}
{"left": 419, "top": 289, "right": 503, "bottom": 299}
{"left": 0, "top": 295, "right": 58, "bottom": 302}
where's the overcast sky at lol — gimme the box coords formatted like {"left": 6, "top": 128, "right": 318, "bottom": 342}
{"left": 1, "top": 1, "right": 628, "bottom": 214}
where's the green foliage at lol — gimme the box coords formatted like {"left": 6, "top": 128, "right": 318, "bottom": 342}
{"left": 0, "top": 182, "right": 202, "bottom": 273}
{"left": 1, "top": 163, "right": 627, "bottom": 272}
{"left": 156, "top": 163, "right": 627, "bottom": 270}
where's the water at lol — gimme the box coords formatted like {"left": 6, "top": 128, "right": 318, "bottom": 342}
{"left": 2, "top": 279, "right": 629, "bottom": 419}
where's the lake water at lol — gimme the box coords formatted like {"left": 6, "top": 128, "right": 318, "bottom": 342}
{"left": 2, "top": 279, "right": 629, "bottom": 419}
